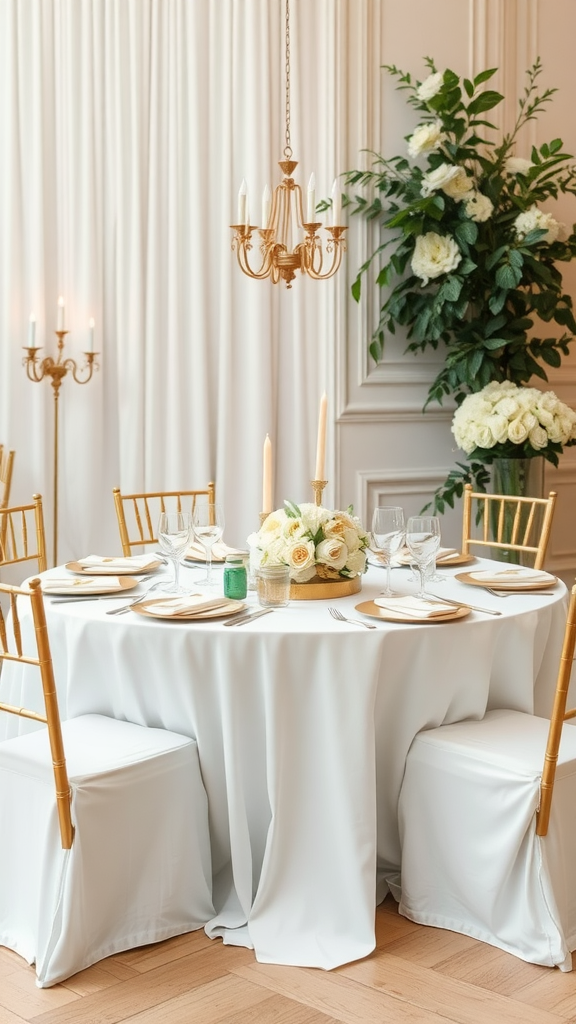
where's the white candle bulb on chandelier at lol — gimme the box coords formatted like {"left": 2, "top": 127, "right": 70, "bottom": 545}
{"left": 28, "top": 312, "right": 36, "bottom": 349}
{"left": 238, "top": 179, "right": 247, "bottom": 226}
{"left": 88, "top": 318, "right": 95, "bottom": 352}
{"left": 306, "top": 173, "right": 316, "bottom": 224}
{"left": 57, "top": 296, "right": 65, "bottom": 330}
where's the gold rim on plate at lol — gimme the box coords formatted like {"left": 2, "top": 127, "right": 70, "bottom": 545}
{"left": 355, "top": 600, "right": 471, "bottom": 624}
{"left": 130, "top": 598, "right": 246, "bottom": 621}
{"left": 455, "top": 571, "right": 557, "bottom": 591}
{"left": 41, "top": 576, "right": 139, "bottom": 596}
{"left": 394, "top": 551, "right": 476, "bottom": 568}
{"left": 65, "top": 560, "right": 164, "bottom": 576}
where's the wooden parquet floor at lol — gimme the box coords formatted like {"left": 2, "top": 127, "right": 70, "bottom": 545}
{"left": 2, "top": 895, "right": 576, "bottom": 1024}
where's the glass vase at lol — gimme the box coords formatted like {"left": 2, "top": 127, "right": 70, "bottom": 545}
{"left": 489, "top": 457, "right": 544, "bottom": 564}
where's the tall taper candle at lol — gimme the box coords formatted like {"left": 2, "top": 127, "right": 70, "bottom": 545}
{"left": 238, "top": 179, "right": 247, "bottom": 225}
{"left": 28, "top": 312, "right": 36, "bottom": 348}
{"left": 262, "top": 434, "right": 273, "bottom": 514}
{"left": 315, "top": 392, "right": 327, "bottom": 480}
{"left": 57, "top": 296, "right": 65, "bottom": 330}
{"left": 88, "top": 317, "right": 95, "bottom": 352}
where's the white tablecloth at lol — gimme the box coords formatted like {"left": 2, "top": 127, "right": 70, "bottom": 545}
{"left": 0, "top": 559, "right": 568, "bottom": 969}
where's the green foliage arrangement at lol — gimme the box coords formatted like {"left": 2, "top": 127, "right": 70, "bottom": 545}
{"left": 335, "top": 58, "right": 576, "bottom": 511}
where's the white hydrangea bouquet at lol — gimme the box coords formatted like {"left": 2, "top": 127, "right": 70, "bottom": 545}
{"left": 248, "top": 501, "right": 370, "bottom": 583}
{"left": 452, "top": 381, "right": 576, "bottom": 460}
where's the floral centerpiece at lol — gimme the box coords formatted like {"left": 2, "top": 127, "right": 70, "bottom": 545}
{"left": 248, "top": 501, "right": 370, "bottom": 599}
{"left": 334, "top": 58, "right": 576, "bottom": 509}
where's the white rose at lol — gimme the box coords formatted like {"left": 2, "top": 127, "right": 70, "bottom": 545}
{"left": 411, "top": 232, "right": 461, "bottom": 285}
{"left": 407, "top": 120, "right": 445, "bottom": 158}
{"left": 298, "top": 502, "right": 330, "bottom": 535}
{"left": 507, "top": 417, "right": 530, "bottom": 444}
{"left": 315, "top": 537, "right": 348, "bottom": 572}
{"left": 345, "top": 549, "right": 367, "bottom": 576}
{"left": 282, "top": 517, "right": 307, "bottom": 542}
{"left": 486, "top": 413, "right": 509, "bottom": 444}
{"left": 441, "top": 167, "right": 474, "bottom": 201}
{"left": 464, "top": 191, "right": 494, "bottom": 223}
{"left": 259, "top": 511, "right": 287, "bottom": 545}
{"left": 286, "top": 539, "right": 316, "bottom": 573}
{"left": 291, "top": 564, "right": 318, "bottom": 583}
{"left": 417, "top": 71, "right": 443, "bottom": 103}
{"left": 514, "top": 205, "right": 560, "bottom": 243}
{"left": 475, "top": 424, "right": 498, "bottom": 449}
{"left": 505, "top": 157, "right": 532, "bottom": 175}
{"left": 421, "top": 162, "right": 460, "bottom": 196}
{"left": 528, "top": 425, "right": 549, "bottom": 450}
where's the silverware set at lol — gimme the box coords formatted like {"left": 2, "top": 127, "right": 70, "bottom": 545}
{"left": 328, "top": 606, "right": 376, "bottom": 629}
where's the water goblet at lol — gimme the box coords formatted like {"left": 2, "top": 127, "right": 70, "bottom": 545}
{"left": 192, "top": 502, "right": 225, "bottom": 587}
{"left": 371, "top": 506, "right": 405, "bottom": 597}
{"left": 405, "top": 515, "right": 441, "bottom": 598}
{"left": 157, "top": 511, "right": 193, "bottom": 594}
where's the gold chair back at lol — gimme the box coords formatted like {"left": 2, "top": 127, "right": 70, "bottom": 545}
{"left": 0, "top": 578, "right": 73, "bottom": 848}
{"left": 0, "top": 494, "right": 48, "bottom": 573}
{"left": 0, "top": 445, "right": 15, "bottom": 510}
{"left": 537, "top": 583, "right": 576, "bottom": 836}
{"left": 461, "top": 483, "right": 557, "bottom": 569}
{"left": 113, "top": 484, "right": 216, "bottom": 555}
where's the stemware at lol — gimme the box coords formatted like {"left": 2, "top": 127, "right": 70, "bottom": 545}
{"left": 157, "top": 511, "right": 193, "bottom": 594}
{"left": 192, "top": 502, "right": 225, "bottom": 586}
{"left": 405, "top": 515, "right": 441, "bottom": 598}
{"left": 371, "top": 506, "right": 405, "bottom": 597}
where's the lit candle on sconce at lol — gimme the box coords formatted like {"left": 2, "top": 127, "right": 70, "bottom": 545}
{"left": 28, "top": 313, "right": 36, "bottom": 349}
{"left": 262, "top": 184, "right": 272, "bottom": 229}
{"left": 262, "top": 433, "right": 273, "bottom": 515}
{"left": 315, "top": 392, "right": 327, "bottom": 481}
{"left": 306, "top": 172, "right": 316, "bottom": 224}
{"left": 88, "top": 317, "right": 95, "bottom": 352}
{"left": 57, "top": 296, "right": 65, "bottom": 330}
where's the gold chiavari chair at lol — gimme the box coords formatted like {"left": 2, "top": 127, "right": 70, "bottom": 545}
{"left": 398, "top": 584, "right": 576, "bottom": 971}
{"left": 461, "top": 483, "right": 557, "bottom": 568}
{"left": 0, "top": 577, "right": 213, "bottom": 987}
{"left": 0, "top": 446, "right": 15, "bottom": 552}
{"left": 113, "top": 483, "right": 216, "bottom": 555}
{"left": 0, "top": 494, "right": 47, "bottom": 574}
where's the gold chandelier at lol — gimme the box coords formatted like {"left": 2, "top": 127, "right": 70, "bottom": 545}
{"left": 230, "top": 0, "right": 346, "bottom": 288}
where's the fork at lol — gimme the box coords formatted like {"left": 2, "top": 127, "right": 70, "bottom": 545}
{"left": 482, "top": 587, "right": 557, "bottom": 598}
{"left": 106, "top": 578, "right": 168, "bottom": 615}
{"left": 328, "top": 606, "right": 376, "bottom": 629}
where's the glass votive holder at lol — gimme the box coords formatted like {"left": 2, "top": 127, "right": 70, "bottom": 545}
{"left": 257, "top": 564, "right": 291, "bottom": 607}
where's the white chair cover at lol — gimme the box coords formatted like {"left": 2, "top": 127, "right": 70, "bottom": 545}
{"left": 398, "top": 709, "right": 576, "bottom": 971}
{"left": 0, "top": 714, "right": 214, "bottom": 987}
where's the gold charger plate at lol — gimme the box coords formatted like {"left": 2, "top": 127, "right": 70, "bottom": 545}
{"left": 130, "top": 598, "right": 246, "bottom": 621}
{"left": 395, "top": 550, "right": 476, "bottom": 568}
{"left": 455, "top": 571, "right": 557, "bottom": 591}
{"left": 65, "top": 559, "right": 163, "bottom": 576}
{"left": 41, "top": 576, "right": 139, "bottom": 596}
{"left": 355, "top": 600, "right": 471, "bottom": 624}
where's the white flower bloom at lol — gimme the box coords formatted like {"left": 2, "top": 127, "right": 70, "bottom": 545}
{"left": 411, "top": 232, "right": 461, "bottom": 285}
{"left": 285, "top": 538, "right": 316, "bottom": 572}
{"left": 505, "top": 157, "right": 532, "bottom": 175}
{"left": 514, "top": 204, "right": 560, "bottom": 243}
{"left": 407, "top": 120, "right": 445, "bottom": 158}
{"left": 464, "top": 191, "right": 494, "bottom": 222}
{"left": 252, "top": 503, "right": 369, "bottom": 580}
{"left": 345, "top": 549, "right": 367, "bottom": 575}
{"left": 315, "top": 537, "right": 348, "bottom": 572}
{"left": 442, "top": 167, "right": 474, "bottom": 201}
{"left": 417, "top": 71, "right": 443, "bottom": 103}
{"left": 452, "top": 380, "right": 576, "bottom": 454}
{"left": 421, "top": 162, "right": 460, "bottom": 195}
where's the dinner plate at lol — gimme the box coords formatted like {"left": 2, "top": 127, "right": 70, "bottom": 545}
{"left": 41, "top": 576, "right": 139, "bottom": 596}
{"left": 130, "top": 598, "right": 247, "bottom": 621}
{"left": 395, "top": 551, "right": 477, "bottom": 568}
{"left": 65, "top": 559, "right": 163, "bottom": 576}
{"left": 455, "top": 570, "right": 557, "bottom": 591}
{"left": 355, "top": 600, "right": 471, "bottom": 624}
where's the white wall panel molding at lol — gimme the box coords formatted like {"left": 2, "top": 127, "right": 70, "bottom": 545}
{"left": 339, "top": 405, "right": 452, "bottom": 423}
{"left": 357, "top": 467, "right": 458, "bottom": 522}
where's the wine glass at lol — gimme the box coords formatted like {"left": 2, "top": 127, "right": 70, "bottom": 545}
{"left": 157, "top": 511, "right": 193, "bottom": 594}
{"left": 192, "top": 502, "right": 225, "bottom": 587}
{"left": 405, "top": 516, "right": 441, "bottom": 598}
{"left": 371, "top": 506, "right": 405, "bottom": 597}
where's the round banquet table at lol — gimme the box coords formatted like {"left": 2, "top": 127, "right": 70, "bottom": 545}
{"left": 0, "top": 558, "right": 568, "bottom": 970}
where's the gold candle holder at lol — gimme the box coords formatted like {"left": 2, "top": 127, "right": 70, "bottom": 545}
{"left": 259, "top": 512, "right": 271, "bottom": 527}
{"left": 311, "top": 479, "right": 328, "bottom": 506}
{"left": 23, "top": 329, "right": 99, "bottom": 566}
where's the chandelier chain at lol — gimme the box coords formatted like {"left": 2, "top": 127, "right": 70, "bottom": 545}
{"left": 284, "top": 0, "right": 292, "bottom": 159}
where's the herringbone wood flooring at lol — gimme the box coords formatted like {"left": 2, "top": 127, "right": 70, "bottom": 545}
{"left": 1, "top": 895, "right": 576, "bottom": 1024}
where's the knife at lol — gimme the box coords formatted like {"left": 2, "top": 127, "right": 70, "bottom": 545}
{"left": 425, "top": 594, "right": 502, "bottom": 616}
{"left": 223, "top": 608, "right": 274, "bottom": 627}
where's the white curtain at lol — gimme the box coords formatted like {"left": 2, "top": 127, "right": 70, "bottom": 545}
{"left": 0, "top": 0, "right": 345, "bottom": 562}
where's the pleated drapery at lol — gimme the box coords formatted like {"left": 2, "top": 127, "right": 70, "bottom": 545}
{"left": 0, "top": 0, "right": 344, "bottom": 560}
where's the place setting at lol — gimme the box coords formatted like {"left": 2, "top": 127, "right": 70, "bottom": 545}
{"left": 455, "top": 566, "right": 559, "bottom": 593}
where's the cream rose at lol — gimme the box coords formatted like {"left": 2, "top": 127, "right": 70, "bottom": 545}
{"left": 514, "top": 205, "right": 560, "bottom": 243}
{"left": 286, "top": 539, "right": 316, "bottom": 574}
{"left": 441, "top": 167, "right": 474, "bottom": 201}
{"left": 411, "top": 232, "right": 461, "bottom": 285}
{"left": 421, "top": 162, "right": 460, "bottom": 196}
{"left": 407, "top": 120, "right": 445, "bottom": 158}
{"left": 417, "top": 71, "right": 443, "bottom": 103}
{"left": 464, "top": 191, "right": 494, "bottom": 223}
{"left": 505, "top": 157, "right": 532, "bottom": 175}
{"left": 315, "top": 537, "right": 348, "bottom": 572}
{"left": 345, "top": 549, "right": 367, "bottom": 575}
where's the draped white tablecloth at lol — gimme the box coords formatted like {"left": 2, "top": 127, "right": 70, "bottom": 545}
{"left": 0, "top": 559, "right": 568, "bottom": 969}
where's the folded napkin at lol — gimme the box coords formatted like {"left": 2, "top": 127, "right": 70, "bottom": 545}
{"left": 185, "top": 541, "right": 244, "bottom": 563}
{"left": 374, "top": 596, "right": 449, "bottom": 618}
{"left": 41, "top": 576, "right": 123, "bottom": 593}
{"left": 396, "top": 546, "right": 458, "bottom": 564}
{"left": 470, "top": 568, "right": 555, "bottom": 585}
{"left": 77, "top": 554, "right": 159, "bottom": 574}
{"left": 142, "top": 594, "right": 230, "bottom": 617}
